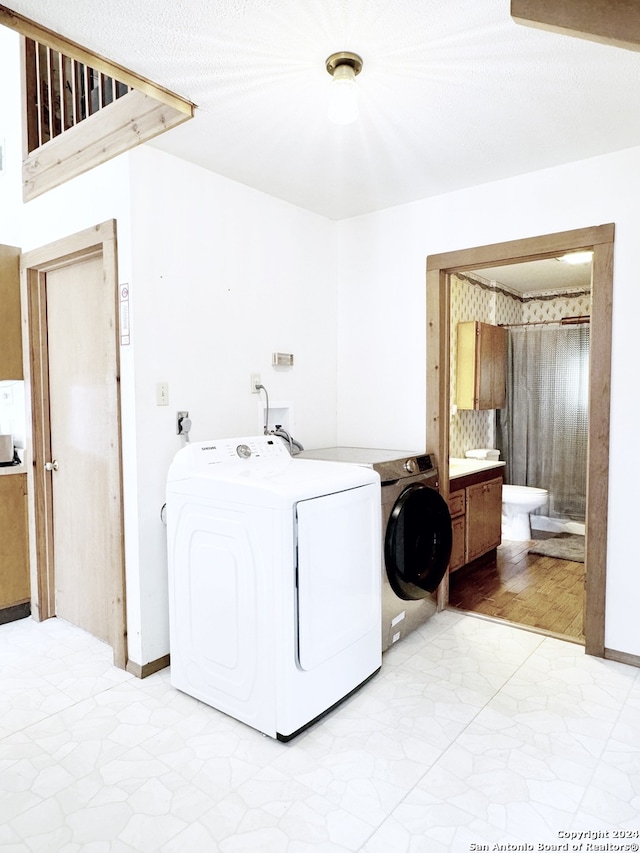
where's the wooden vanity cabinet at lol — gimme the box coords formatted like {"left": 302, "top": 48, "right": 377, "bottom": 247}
{"left": 465, "top": 476, "right": 503, "bottom": 563}
{"left": 456, "top": 321, "right": 506, "bottom": 410}
{"left": 0, "top": 474, "right": 29, "bottom": 611}
{"left": 448, "top": 468, "right": 503, "bottom": 572}
{"left": 448, "top": 489, "right": 466, "bottom": 571}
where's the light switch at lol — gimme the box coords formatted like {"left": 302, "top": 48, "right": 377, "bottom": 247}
{"left": 156, "top": 382, "right": 169, "bottom": 406}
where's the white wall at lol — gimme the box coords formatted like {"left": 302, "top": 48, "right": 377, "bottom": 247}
{"left": 127, "top": 146, "right": 338, "bottom": 663}
{"left": 14, "top": 143, "right": 337, "bottom": 666}
{"left": 336, "top": 145, "right": 640, "bottom": 657}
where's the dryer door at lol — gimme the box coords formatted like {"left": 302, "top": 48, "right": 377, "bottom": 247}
{"left": 385, "top": 483, "right": 452, "bottom": 599}
{"left": 296, "top": 483, "right": 380, "bottom": 671}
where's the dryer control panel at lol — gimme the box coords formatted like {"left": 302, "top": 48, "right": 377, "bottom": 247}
{"left": 201, "top": 436, "right": 288, "bottom": 461}
{"left": 169, "top": 436, "right": 291, "bottom": 480}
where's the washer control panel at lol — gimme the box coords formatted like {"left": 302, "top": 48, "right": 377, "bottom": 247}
{"left": 415, "top": 454, "right": 434, "bottom": 472}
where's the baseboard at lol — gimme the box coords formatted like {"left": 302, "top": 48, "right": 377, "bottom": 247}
{"left": 0, "top": 601, "right": 31, "bottom": 625}
{"left": 604, "top": 647, "right": 640, "bottom": 669}
{"left": 126, "top": 653, "right": 170, "bottom": 679}
{"left": 449, "top": 547, "right": 497, "bottom": 576}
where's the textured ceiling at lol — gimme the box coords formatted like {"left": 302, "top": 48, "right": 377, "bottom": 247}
{"left": 473, "top": 258, "right": 592, "bottom": 294}
{"left": 5, "top": 0, "right": 640, "bottom": 220}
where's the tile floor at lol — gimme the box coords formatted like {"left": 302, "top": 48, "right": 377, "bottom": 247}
{"left": 1, "top": 611, "right": 639, "bottom": 852}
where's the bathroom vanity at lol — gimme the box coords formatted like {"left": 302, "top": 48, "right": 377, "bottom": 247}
{"left": 0, "top": 468, "right": 29, "bottom": 621}
{"left": 0, "top": 245, "right": 29, "bottom": 621}
{"left": 448, "top": 459, "right": 505, "bottom": 572}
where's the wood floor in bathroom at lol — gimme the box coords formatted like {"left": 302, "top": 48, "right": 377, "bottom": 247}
{"left": 448, "top": 536, "right": 585, "bottom": 642}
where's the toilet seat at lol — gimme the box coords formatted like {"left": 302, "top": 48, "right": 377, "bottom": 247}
{"left": 502, "top": 484, "right": 547, "bottom": 502}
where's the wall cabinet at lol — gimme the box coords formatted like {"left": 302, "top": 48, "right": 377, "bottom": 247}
{"left": 448, "top": 469, "right": 503, "bottom": 572}
{"left": 0, "top": 245, "right": 23, "bottom": 380}
{"left": 0, "top": 474, "right": 29, "bottom": 611}
{"left": 456, "top": 321, "right": 506, "bottom": 410}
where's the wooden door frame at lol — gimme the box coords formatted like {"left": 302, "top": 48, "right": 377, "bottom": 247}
{"left": 20, "top": 220, "right": 127, "bottom": 668}
{"left": 426, "top": 223, "right": 614, "bottom": 657}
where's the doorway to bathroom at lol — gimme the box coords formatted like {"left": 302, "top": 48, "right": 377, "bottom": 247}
{"left": 426, "top": 224, "right": 614, "bottom": 657}
{"left": 447, "top": 263, "right": 589, "bottom": 640}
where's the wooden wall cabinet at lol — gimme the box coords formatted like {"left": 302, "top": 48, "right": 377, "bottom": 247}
{"left": 0, "top": 245, "right": 23, "bottom": 380}
{"left": 0, "top": 474, "right": 29, "bottom": 610}
{"left": 456, "top": 321, "right": 506, "bottom": 410}
{"left": 448, "top": 469, "right": 503, "bottom": 572}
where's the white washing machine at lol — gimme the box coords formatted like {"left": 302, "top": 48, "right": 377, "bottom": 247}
{"left": 298, "top": 447, "right": 452, "bottom": 651}
{"left": 166, "top": 436, "right": 381, "bottom": 741}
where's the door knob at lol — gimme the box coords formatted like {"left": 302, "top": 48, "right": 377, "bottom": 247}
{"left": 44, "top": 460, "right": 59, "bottom": 472}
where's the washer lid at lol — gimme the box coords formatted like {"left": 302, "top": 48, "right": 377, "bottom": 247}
{"left": 298, "top": 446, "right": 438, "bottom": 481}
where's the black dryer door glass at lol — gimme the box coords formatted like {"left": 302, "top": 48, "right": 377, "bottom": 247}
{"left": 385, "top": 483, "right": 453, "bottom": 600}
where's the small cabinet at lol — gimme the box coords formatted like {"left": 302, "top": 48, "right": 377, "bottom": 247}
{"left": 0, "top": 244, "right": 23, "bottom": 380}
{"left": 456, "top": 321, "right": 506, "bottom": 410}
{"left": 465, "top": 476, "right": 503, "bottom": 563}
{"left": 0, "top": 474, "right": 29, "bottom": 610}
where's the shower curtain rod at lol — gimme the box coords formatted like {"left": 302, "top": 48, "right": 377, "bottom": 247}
{"left": 499, "top": 315, "right": 590, "bottom": 328}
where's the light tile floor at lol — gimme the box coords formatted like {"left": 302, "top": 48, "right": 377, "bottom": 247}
{"left": 1, "top": 611, "right": 639, "bottom": 852}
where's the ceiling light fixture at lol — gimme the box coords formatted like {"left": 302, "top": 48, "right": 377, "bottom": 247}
{"left": 558, "top": 251, "right": 593, "bottom": 265}
{"left": 325, "top": 51, "right": 363, "bottom": 125}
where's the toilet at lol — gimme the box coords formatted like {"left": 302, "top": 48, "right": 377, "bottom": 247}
{"left": 501, "top": 484, "right": 548, "bottom": 541}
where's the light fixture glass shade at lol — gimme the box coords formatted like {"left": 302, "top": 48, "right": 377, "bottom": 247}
{"left": 559, "top": 251, "right": 593, "bottom": 265}
{"left": 327, "top": 63, "right": 359, "bottom": 125}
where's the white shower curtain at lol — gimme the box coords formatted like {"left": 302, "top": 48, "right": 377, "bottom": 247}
{"left": 496, "top": 324, "right": 590, "bottom": 521}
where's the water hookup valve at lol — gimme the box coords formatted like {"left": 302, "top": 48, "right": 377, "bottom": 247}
{"left": 176, "top": 411, "right": 192, "bottom": 442}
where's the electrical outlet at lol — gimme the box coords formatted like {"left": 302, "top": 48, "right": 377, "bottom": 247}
{"left": 156, "top": 382, "right": 169, "bottom": 406}
{"left": 250, "top": 373, "right": 261, "bottom": 393}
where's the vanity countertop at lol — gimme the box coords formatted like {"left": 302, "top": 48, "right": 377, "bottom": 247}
{"left": 449, "top": 457, "right": 505, "bottom": 480}
{"left": 0, "top": 464, "right": 26, "bottom": 476}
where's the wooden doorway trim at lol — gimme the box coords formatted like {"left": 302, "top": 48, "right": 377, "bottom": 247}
{"left": 511, "top": 0, "right": 640, "bottom": 53}
{"left": 20, "top": 220, "right": 127, "bottom": 668}
{"left": 426, "top": 223, "right": 614, "bottom": 657}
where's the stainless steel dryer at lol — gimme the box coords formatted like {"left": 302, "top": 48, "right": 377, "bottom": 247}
{"left": 298, "top": 447, "right": 452, "bottom": 651}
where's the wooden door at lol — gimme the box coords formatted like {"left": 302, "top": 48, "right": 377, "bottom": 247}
{"left": 465, "top": 482, "right": 487, "bottom": 562}
{"left": 45, "top": 255, "right": 120, "bottom": 643}
{"left": 455, "top": 321, "right": 477, "bottom": 409}
{"left": 21, "top": 221, "right": 126, "bottom": 667}
{"left": 483, "top": 477, "right": 503, "bottom": 550}
{"left": 477, "top": 324, "right": 506, "bottom": 409}
{"left": 465, "top": 476, "right": 503, "bottom": 562}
